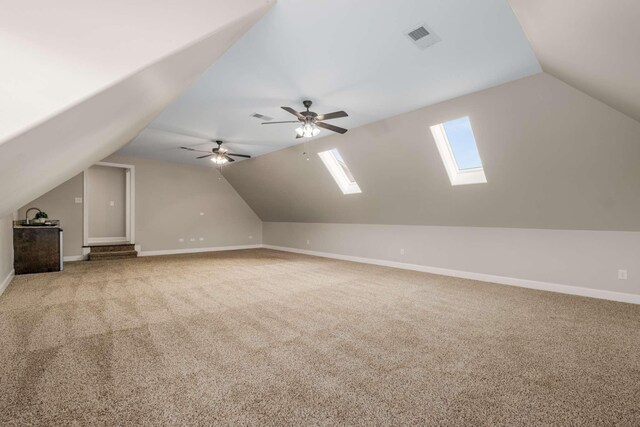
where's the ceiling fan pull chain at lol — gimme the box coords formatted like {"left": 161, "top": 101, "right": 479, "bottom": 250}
{"left": 303, "top": 140, "right": 309, "bottom": 161}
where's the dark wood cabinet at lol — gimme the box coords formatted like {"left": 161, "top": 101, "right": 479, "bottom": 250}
{"left": 13, "top": 227, "right": 63, "bottom": 274}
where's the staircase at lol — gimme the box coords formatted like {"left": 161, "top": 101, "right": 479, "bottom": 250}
{"left": 88, "top": 243, "right": 138, "bottom": 261}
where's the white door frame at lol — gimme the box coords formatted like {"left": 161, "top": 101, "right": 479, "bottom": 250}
{"left": 83, "top": 162, "right": 135, "bottom": 246}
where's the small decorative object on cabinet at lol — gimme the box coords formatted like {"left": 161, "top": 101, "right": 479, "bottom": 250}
{"left": 34, "top": 210, "right": 48, "bottom": 224}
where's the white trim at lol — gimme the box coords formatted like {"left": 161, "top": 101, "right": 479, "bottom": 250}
{"left": 262, "top": 245, "right": 640, "bottom": 305}
{"left": 83, "top": 170, "right": 88, "bottom": 246}
{"left": 0, "top": 269, "right": 15, "bottom": 297}
{"left": 84, "top": 162, "right": 135, "bottom": 245}
{"left": 87, "top": 236, "right": 129, "bottom": 244}
{"left": 318, "top": 149, "right": 362, "bottom": 195}
{"left": 139, "top": 244, "right": 262, "bottom": 257}
{"left": 129, "top": 166, "right": 136, "bottom": 244}
{"left": 125, "top": 168, "right": 131, "bottom": 242}
{"left": 64, "top": 255, "right": 86, "bottom": 262}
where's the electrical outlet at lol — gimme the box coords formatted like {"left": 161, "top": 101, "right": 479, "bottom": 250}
{"left": 199, "top": 212, "right": 205, "bottom": 216}
{"left": 75, "top": 197, "right": 83, "bottom": 204}
{"left": 249, "top": 235, "right": 253, "bottom": 239}
{"left": 306, "top": 239, "right": 310, "bottom": 245}
{"left": 199, "top": 237, "right": 204, "bottom": 241}
{"left": 400, "top": 248, "right": 405, "bottom": 255}
{"left": 110, "top": 201, "right": 115, "bottom": 207}
{"left": 618, "top": 270, "right": 628, "bottom": 280}
{"left": 178, "top": 238, "right": 184, "bottom": 242}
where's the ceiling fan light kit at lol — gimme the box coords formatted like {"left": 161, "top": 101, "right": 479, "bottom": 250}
{"left": 211, "top": 154, "right": 229, "bottom": 165}
{"left": 180, "top": 140, "right": 251, "bottom": 164}
{"left": 296, "top": 122, "right": 320, "bottom": 138}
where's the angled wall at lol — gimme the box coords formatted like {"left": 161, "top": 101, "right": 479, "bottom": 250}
{"left": 0, "top": 0, "right": 275, "bottom": 219}
{"left": 225, "top": 73, "right": 640, "bottom": 300}
{"left": 225, "top": 73, "right": 640, "bottom": 231}
{"left": 0, "top": 0, "right": 275, "bottom": 143}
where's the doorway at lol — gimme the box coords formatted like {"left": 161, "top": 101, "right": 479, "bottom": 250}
{"left": 83, "top": 162, "right": 135, "bottom": 246}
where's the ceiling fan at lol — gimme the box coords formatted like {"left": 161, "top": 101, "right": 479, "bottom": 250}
{"left": 180, "top": 140, "right": 250, "bottom": 165}
{"left": 262, "top": 100, "right": 348, "bottom": 138}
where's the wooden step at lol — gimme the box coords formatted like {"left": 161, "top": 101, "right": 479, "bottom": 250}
{"left": 88, "top": 250, "right": 138, "bottom": 261}
{"left": 89, "top": 244, "right": 135, "bottom": 253}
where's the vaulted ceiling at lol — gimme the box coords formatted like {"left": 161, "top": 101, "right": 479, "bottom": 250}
{"left": 0, "top": 0, "right": 274, "bottom": 218}
{"left": 508, "top": 0, "right": 640, "bottom": 122}
{"left": 0, "top": 0, "right": 274, "bottom": 144}
{"left": 4, "top": 0, "right": 639, "bottom": 230}
{"left": 119, "top": 0, "right": 541, "bottom": 164}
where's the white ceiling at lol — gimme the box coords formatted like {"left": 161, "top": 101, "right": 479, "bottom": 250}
{"left": 0, "top": 0, "right": 272, "bottom": 144}
{"left": 119, "top": 0, "right": 541, "bottom": 165}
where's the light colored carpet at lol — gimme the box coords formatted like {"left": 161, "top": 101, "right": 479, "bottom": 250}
{"left": 0, "top": 249, "right": 638, "bottom": 426}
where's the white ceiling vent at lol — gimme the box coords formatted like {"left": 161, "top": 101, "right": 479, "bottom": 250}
{"left": 250, "top": 113, "right": 272, "bottom": 121}
{"left": 405, "top": 23, "right": 441, "bottom": 50}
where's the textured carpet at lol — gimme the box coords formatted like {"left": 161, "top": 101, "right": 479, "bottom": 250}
{"left": 0, "top": 249, "right": 638, "bottom": 426}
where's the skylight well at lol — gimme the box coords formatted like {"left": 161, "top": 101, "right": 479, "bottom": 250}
{"left": 318, "top": 149, "right": 361, "bottom": 194}
{"left": 430, "top": 116, "right": 486, "bottom": 186}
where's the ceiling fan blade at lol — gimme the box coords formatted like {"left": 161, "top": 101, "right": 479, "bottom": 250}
{"left": 261, "top": 121, "right": 299, "bottom": 125}
{"left": 224, "top": 155, "right": 235, "bottom": 163}
{"left": 227, "top": 153, "right": 251, "bottom": 158}
{"left": 281, "top": 107, "right": 304, "bottom": 119}
{"left": 316, "top": 111, "right": 348, "bottom": 121}
{"left": 316, "top": 122, "right": 348, "bottom": 134}
{"left": 180, "top": 147, "right": 211, "bottom": 153}
{"left": 196, "top": 154, "right": 214, "bottom": 159}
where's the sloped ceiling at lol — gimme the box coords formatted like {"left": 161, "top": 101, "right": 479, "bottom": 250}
{"left": 118, "top": 0, "right": 540, "bottom": 164}
{"left": 224, "top": 73, "right": 640, "bottom": 232}
{"left": 509, "top": 0, "right": 640, "bottom": 122}
{"left": 0, "top": 0, "right": 274, "bottom": 143}
{"left": 0, "top": 0, "right": 274, "bottom": 218}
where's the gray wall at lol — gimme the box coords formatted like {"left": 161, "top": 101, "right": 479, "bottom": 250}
{"left": 224, "top": 73, "right": 640, "bottom": 231}
{"left": 19, "top": 155, "right": 262, "bottom": 257}
{"left": 18, "top": 175, "right": 84, "bottom": 258}
{"left": 105, "top": 155, "right": 261, "bottom": 252}
{"left": 87, "top": 165, "right": 127, "bottom": 239}
{"left": 264, "top": 222, "right": 640, "bottom": 295}
{"left": 225, "top": 73, "right": 640, "bottom": 296}
{"left": 0, "top": 214, "right": 14, "bottom": 289}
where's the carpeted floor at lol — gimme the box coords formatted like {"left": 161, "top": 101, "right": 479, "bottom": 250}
{"left": 0, "top": 249, "right": 638, "bottom": 426}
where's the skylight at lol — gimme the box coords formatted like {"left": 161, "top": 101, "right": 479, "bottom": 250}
{"left": 318, "top": 149, "right": 361, "bottom": 194}
{"left": 430, "top": 116, "right": 487, "bottom": 186}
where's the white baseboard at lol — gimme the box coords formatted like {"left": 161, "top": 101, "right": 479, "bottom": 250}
{"left": 262, "top": 245, "right": 640, "bottom": 305}
{"left": 0, "top": 269, "right": 15, "bottom": 297}
{"left": 64, "top": 255, "right": 86, "bottom": 262}
{"left": 139, "top": 244, "right": 262, "bottom": 257}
